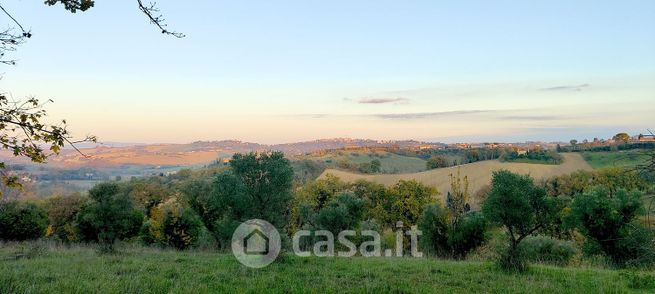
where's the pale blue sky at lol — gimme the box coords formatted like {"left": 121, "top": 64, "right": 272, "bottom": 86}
{"left": 1, "top": 0, "right": 654, "bottom": 143}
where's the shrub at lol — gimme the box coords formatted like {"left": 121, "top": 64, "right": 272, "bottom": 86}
{"left": 44, "top": 193, "right": 87, "bottom": 242}
{"left": 141, "top": 199, "right": 203, "bottom": 250}
{"left": 358, "top": 159, "right": 381, "bottom": 174}
{"left": 388, "top": 180, "right": 438, "bottom": 226}
{"left": 418, "top": 203, "right": 487, "bottom": 259}
{"left": 448, "top": 212, "right": 488, "bottom": 259}
{"left": 351, "top": 180, "right": 393, "bottom": 228}
{"left": 543, "top": 167, "right": 646, "bottom": 197}
{"left": 419, "top": 203, "right": 452, "bottom": 256}
{"left": 426, "top": 155, "right": 449, "bottom": 169}
{"left": 76, "top": 183, "right": 143, "bottom": 252}
{"left": 520, "top": 236, "right": 577, "bottom": 266}
{"left": 502, "top": 149, "right": 562, "bottom": 164}
{"left": 314, "top": 193, "right": 365, "bottom": 234}
{"left": 419, "top": 169, "right": 488, "bottom": 259}
{"left": 568, "top": 187, "right": 653, "bottom": 267}
{"left": 0, "top": 201, "right": 48, "bottom": 241}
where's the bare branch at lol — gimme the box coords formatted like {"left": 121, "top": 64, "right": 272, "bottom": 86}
{"left": 0, "top": 4, "right": 28, "bottom": 35}
{"left": 137, "top": 0, "right": 185, "bottom": 38}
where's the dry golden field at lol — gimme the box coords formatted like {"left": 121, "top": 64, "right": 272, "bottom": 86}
{"left": 319, "top": 153, "right": 592, "bottom": 206}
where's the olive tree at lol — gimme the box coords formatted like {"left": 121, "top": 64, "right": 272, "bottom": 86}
{"left": 482, "top": 170, "right": 559, "bottom": 271}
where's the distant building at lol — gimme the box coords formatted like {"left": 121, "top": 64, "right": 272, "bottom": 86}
{"left": 638, "top": 134, "right": 655, "bottom": 142}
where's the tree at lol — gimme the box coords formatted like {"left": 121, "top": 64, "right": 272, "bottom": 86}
{"left": 141, "top": 198, "right": 203, "bottom": 250}
{"left": 419, "top": 169, "right": 487, "bottom": 259}
{"left": 358, "top": 159, "right": 381, "bottom": 174}
{"left": 446, "top": 169, "right": 470, "bottom": 222}
{"left": 44, "top": 193, "right": 87, "bottom": 241}
{"left": 0, "top": 201, "right": 47, "bottom": 240}
{"left": 419, "top": 203, "right": 487, "bottom": 259}
{"left": 388, "top": 180, "right": 438, "bottom": 225}
{"left": 613, "top": 132, "right": 631, "bottom": 144}
{"left": 426, "top": 155, "right": 448, "bottom": 169}
{"left": 227, "top": 152, "right": 294, "bottom": 227}
{"left": 0, "top": 0, "right": 185, "bottom": 196}
{"left": 1, "top": 0, "right": 183, "bottom": 64}
{"left": 370, "top": 159, "right": 381, "bottom": 173}
{"left": 76, "top": 183, "right": 143, "bottom": 252}
{"left": 125, "top": 178, "right": 170, "bottom": 216}
{"left": 194, "top": 152, "right": 294, "bottom": 246}
{"left": 482, "top": 170, "right": 559, "bottom": 271}
{"left": 0, "top": 96, "right": 95, "bottom": 197}
{"left": 314, "top": 193, "right": 365, "bottom": 235}
{"left": 543, "top": 167, "right": 646, "bottom": 197}
{"left": 567, "top": 188, "right": 653, "bottom": 267}
{"left": 351, "top": 179, "right": 394, "bottom": 228}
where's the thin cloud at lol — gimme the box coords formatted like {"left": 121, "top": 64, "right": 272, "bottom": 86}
{"left": 375, "top": 110, "right": 491, "bottom": 120}
{"left": 501, "top": 115, "right": 565, "bottom": 121}
{"left": 356, "top": 97, "right": 410, "bottom": 104}
{"left": 539, "top": 84, "right": 590, "bottom": 91}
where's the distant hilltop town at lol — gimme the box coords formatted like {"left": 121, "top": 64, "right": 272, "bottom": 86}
{"left": 0, "top": 133, "right": 652, "bottom": 169}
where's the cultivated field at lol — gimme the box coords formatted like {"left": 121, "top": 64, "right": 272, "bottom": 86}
{"left": 319, "top": 153, "right": 592, "bottom": 205}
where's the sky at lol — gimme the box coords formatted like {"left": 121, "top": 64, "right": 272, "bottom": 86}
{"left": 0, "top": 0, "right": 653, "bottom": 144}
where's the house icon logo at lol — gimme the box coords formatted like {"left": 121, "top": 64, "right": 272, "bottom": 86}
{"left": 243, "top": 229, "right": 269, "bottom": 255}
{"left": 231, "top": 219, "right": 281, "bottom": 268}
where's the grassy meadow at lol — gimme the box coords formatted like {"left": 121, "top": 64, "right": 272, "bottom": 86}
{"left": 1, "top": 243, "right": 654, "bottom": 293}
{"left": 582, "top": 150, "right": 650, "bottom": 169}
{"left": 301, "top": 150, "right": 428, "bottom": 173}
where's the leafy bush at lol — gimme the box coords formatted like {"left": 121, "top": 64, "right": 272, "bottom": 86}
{"left": 291, "top": 176, "right": 435, "bottom": 233}
{"left": 543, "top": 167, "right": 646, "bottom": 197}
{"left": 388, "top": 180, "right": 438, "bottom": 226}
{"left": 520, "top": 236, "right": 577, "bottom": 266}
{"left": 351, "top": 180, "right": 393, "bottom": 228}
{"left": 420, "top": 170, "right": 487, "bottom": 259}
{"left": 419, "top": 204, "right": 487, "bottom": 259}
{"left": 76, "top": 183, "right": 143, "bottom": 251}
{"left": 426, "top": 155, "right": 449, "bottom": 169}
{"left": 502, "top": 149, "right": 562, "bottom": 164}
{"left": 358, "top": 159, "right": 381, "bottom": 174}
{"left": 567, "top": 188, "right": 653, "bottom": 267}
{"left": 314, "top": 193, "right": 365, "bottom": 234}
{"left": 44, "top": 194, "right": 87, "bottom": 242}
{"left": 141, "top": 199, "right": 203, "bottom": 250}
{"left": 0, "top": 201, "right": 48, "bottom": 241}
{"left": 448, "top": 212, "right": 488, "bottom": 258}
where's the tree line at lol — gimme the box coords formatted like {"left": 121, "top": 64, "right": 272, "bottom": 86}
{"left": 0, "top": 151, "right": 653, "bottom": 271}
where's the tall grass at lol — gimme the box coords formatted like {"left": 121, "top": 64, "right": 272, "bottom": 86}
{"left": 1, "top": 242, "right": 653, "bottom": 293}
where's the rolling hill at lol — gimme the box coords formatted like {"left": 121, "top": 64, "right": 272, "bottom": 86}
{"left": 318, "top": 153, "right": 592, "bottom": 206}
{"left": 0, "top": 139, "right": 440, "bottom": 168}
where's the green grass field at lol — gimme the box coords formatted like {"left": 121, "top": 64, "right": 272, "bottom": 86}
{"left": 582, "top": 150, "right": 650, "bottom": 169}
{"left": 1, "top": 244, "right": 654, "bottom": 293}
{"left": 301, "top": 150, "right": 428, "bottom": 173}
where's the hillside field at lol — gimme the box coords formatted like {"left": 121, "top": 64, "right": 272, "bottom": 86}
{"left": 1, "top": 244, "right": 653, "bottom": 293}
{"left": 581, "top": 150, "right": 651, "bottom": 169}
{"left": 298, "top": 150, "right": 428, "bottom": 173}
{"left": 319, "top": 153, "right": 592, "bottom": 206}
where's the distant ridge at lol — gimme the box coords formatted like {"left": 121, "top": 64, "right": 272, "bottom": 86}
{"left": 0, "top": 138, "right": 444, "bottom": 168}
